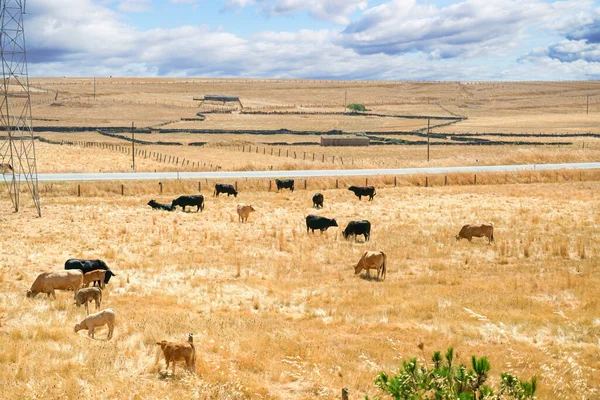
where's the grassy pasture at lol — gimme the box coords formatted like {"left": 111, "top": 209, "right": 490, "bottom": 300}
{"left": 0, "top": 181, "right": 599, "bottom": 399}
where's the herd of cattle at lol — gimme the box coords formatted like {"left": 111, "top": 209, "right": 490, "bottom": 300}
{"left": 25, "top": 179, "right": 495, "bottom": 374}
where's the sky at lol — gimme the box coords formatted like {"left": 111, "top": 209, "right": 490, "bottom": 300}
{"left": 23, "top": 0, "right": 600, "bottom": 80}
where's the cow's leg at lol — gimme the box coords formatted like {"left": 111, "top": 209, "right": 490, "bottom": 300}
{"left": 85, "top": 302, "right": 89, "bottom": 315}
{"left": 108, "top": 322, "right": 114, "bottom": 339}
{"left": 89, "top": 327, "right": 95, "bottom": 338}
{"left": 51, "top": 289, "right": 56, "bottom": 299}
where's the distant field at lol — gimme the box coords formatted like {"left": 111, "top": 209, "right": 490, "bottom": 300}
{"left": 1, "top": 181, "right": 598, "bottom": 399}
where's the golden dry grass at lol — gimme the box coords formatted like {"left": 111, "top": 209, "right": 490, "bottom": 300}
{"left": 1, "top": 180, "right": 599, "bottom": 399}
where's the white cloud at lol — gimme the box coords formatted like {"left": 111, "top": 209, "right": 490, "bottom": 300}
{"left": 118, "top": 0, "right": 153, "bottom": 12}
{"left": 225, "top": 0, "right": 368, "bottom": 24}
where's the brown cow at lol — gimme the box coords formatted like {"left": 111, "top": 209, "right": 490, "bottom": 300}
{"left": 83, "top": 270, "right": 106, "bottom": 289}
{"left": 156, "top": 337, "right": 196, "bottom": 374}
{"left": 237, "top": 204, "right": 255, "bottom": 223}
{"left": 455, "top": 223, "right": 494, "bottom": 244}
{"left": 354, "top": 251, "right": 387, "bottom": 280}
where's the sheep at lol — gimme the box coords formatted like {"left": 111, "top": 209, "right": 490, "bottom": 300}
{"left": 83, "top": 270, "right": 106, "bottom": 289}
{"left": 74, "top": 287, "right": 102, "bottom": 315}
{"left": 27, "top": 270, "right": 83, "bottom": 299}
{"left": 74, "top": 308, "right": 115, "bottom": 339}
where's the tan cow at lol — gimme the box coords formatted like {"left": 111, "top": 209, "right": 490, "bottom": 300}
{"left": 74, "top": 308, "right": 116, "bottom": 339}
{"left": 456, "top": 223, "right": 494, "bottom": 244}
{"left": 156, "top": 337, "right": 196, "bottom": 374}
{"left": 237, "top": 204, "right": 255, "bottom": 223}
{"left": 354, "top": 251, "right": 387, "bottom": 280}
{"left": 27, "top": 270, "right": 83, "bottom": 299}
{"left": 74, "top": 287, "right": 102, "bottom": 315}
{"left": 83, "top": 270, "right": 106, "bottom": 289}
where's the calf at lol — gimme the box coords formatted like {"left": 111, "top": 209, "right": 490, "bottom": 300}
{"left": 156, "top": 338, "right": 196, "bottom": 374}
{"left": 147, "top": 200, "right": 174, "bottom": 211}
{"left": 275, "top": 179, "right": 294, "bottom": 192}
{"left": 83, "top": 270, "right": 106, "bottom": 289}
{"left": 306, "top": 214, "right": 338, "bottom": 233}
{"left": 237, "top": 204, "right": 255, "bottom": 223}
{"left": 74, "top": 308, "right": 116, "bottom": 339}
{"left": 74, "top": 287, "right": 102, "bottom": 315}
{"left": 27, "top": 270, "right": 84, "bottom": 299}
{"left": 354, "top": 251, "right": 387, "bottom": 280}
{"left": 214, "top": 183, "right": 237, "bottom": 197}
{"left": 456, "top": 223, "right": 494, "bottom": 244}
{"left": 348, "top": 185, "right": 376, "bottom": 201}
{"left": 65, "top": 259, "right": 116, "bottom": 285}
{"left": 312, "top": 193, "right": 324, "bottom": 209}
{"left": 343, "top": 220, "right": 371, "bottom": 241}
{"left": 171, "top": 195, "right": 204, "bottom": 212}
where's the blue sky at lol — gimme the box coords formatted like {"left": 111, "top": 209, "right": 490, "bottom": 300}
{"left": 25, "top": 0, "right": 600, "bottom": 80}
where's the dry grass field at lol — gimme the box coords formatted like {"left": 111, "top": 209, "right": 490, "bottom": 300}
{"left": 0, "top": 180, "right": 599, "bottom": 399}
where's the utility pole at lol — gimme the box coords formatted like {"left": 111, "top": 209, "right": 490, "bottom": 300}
{"left": 427, "top": 117, "right": 430, "bottom": 162}
{"left": 131, "top": 122, "right": 135, "bottom": 171}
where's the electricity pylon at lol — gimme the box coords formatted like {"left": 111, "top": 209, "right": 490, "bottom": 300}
{"left": 0, "top": 0, "right": 41, "bottom": 216}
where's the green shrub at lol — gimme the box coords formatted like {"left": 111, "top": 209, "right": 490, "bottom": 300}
{"left": 366, "top": 347, "right": 537, "bottom": 400}
{"left": 347, "top": 103, "right": 367, "bottom": 112}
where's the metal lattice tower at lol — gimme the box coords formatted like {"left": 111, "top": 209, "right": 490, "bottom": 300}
{"left": 0, "top": 0, "right": 40, "bottom": 216}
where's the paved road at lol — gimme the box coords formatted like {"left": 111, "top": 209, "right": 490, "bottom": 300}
{"left": 17, "top": 162, "right": 600, "bottom": 182}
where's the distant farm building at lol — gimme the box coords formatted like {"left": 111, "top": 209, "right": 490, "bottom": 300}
{"left": 321, "top": 135, "right": 370, "bottom": 147}
{"left": 194, "top": 94, "right": 243, "bottom": 108}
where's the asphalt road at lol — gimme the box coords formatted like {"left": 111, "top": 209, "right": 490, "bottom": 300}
{"left": 18, "top": 162, "right": 600, "bottom": 182}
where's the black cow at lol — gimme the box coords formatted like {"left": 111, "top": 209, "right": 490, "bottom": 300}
{"left": 64, "top": 259, "right": 116, "bottom": 284}
{"left": 306, "top": 214, "right": 338, "bottom": 233}
{"left": 275, "top": 179, "right": 294, "bottom": 192}
{"left": 312, "top": 193, "right": 324, "bottom": 209}
{"left": 214, "top": 183, "right": 238, "bottom": 197}
{"left": 348, "top": 185, "right": 376, "bottom": 201}
{"left": 343, "top": 220, "right": 371, "bottom": 241}
{"left": 172, "top": 195, "right": 204, "bottom": 212}
{"left": 147, "top": 200, "right": 174, "bottom": 211}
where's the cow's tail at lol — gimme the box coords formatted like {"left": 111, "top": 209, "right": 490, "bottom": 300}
{"left": 373, "top": 188, "right": 377, "bottom": 196}
{"left": 381, "top": 251, "right": 386, "bottom": 280}
{"left": 490, "top": 222, "right": 495, "bottom": 243}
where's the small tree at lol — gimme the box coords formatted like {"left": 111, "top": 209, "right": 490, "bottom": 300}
{"left": 367, "top": 347, "right": 537, "bottom": 400}
{"left": 347, "top": 103, "right": 367, "bottom": 112}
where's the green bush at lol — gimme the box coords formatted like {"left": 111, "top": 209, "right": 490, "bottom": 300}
{"left": 347, "top": 103, "right": 367, "bottom": 112}
{"left": 366, "top": 348, "right": 537, "bottom": 400}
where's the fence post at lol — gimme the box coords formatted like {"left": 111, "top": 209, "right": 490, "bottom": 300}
{"left": 366, "top": 177, "right": 368, "bottom": 186}
{"left": 304, "top": 180, "right": 307, "bottom": 189}
{"left": 269, "top": 180, "right": 272, "bottom": 191}
{"left": 322, "top": 154, "right": 325, "bottom": 162}
{"left": 426, "top": 177, "right": 428, "bottom": 187}
{"left": 286, "top": 150, "right": 289, "bottom": 157}
{"left": 279, "top": 149, "right": 281, "bottom": 156}
{"left": 121, "top": 184, "right": 124, "bottom": 196}
{"left": 474, "top": 174, "right": 477, "bottom": 185}
{"left": 444, "top": 176, "right": 447, "bottom": 186}
{"left": 159, "top": 182, "right": 163, "bottom": 193}
{"left": 336, "top": 179, "right": 339, "bottom": 189}
{"left": 235, "top": 181, "right": 238, "bottom": 191}
{"left": 394, "top": 176, "right": 397, "bottom": 187}
{"left": 77, "top": 184, "right": 81, "bottom": 197}
{"left": 198, "top": 181, "right": 201, "bottom": 192}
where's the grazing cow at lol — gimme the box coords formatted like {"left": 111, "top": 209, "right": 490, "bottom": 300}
{"left": 354, "top": 251, "right": 387, "bottom": 280}
{"left": 214, "top": 183, "right": 238, "bottom": 197}
{"left": 74, "top": 287, "right": 102, "bottom": 315}
{"left": 312, "top": 193, "right": 324, "bottom": 209}
{"left": 343, "top": 220, "right": 371, "bottom": 241}
{"left": 275, "top": 179, "right": 294, "bottom": 192}
{"left": 171, "top": 195, "right": 204, "bottom": 212}
{"left": 147, "top": 200, "right": 174, "bottom": 211}
{"left": 65, "top": 259, "right": 116, "bottom": 285}
{"left": 237, "top": 204, "right": 255, "bottom": 223}
{"left": 348, "top": 185, "right": 376, "bottom": 201}
{"left": 306, "top": 214, "right": 338, "bottom": 233}
{"left": 156, "top": 337, "right": 196, "bottom": 374}
{"left": 83, "top": 270, "right": 106, "bottom": 289}
{"left": 74, "top": 308, "right": 116, "bottom": 340}
{"left": 456, "top": 223, "right": 494, "bottom": 244}
{"left": 27, "top": 270, "right": 83, "bottom": 299}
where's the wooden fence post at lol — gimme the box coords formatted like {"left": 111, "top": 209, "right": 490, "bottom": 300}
{"left": 366, "top": 177, "right": 368, "bottom": 186}
{"left": 198, "top": 182, "right": 201, "bottom": 192}
{"left": 121, "top": 184, "right": 124, "bottom": 196}
{"left": 394, "top": 176, "right": 397, "bottom": 187}
{"left": 235, "top": 181, "right": 238, "bottom": 191}
{"left": 304, "top": 180, "right": 307, "bottom": 189}
{"left": 77, "top": 184, "right": 81, "bottom": 197}
{"left": 336, "top": 179, "right": 339, "bottom": 189}
{"left": 269, "top": 180, "right": 272, "bottom": 191}
{"left": 474, "top": 174, "right": 477, "bottom": 185}
{"left": 426, "top": 177, "right": 428, "bottom": 187}
{"left": 444, "top": 176, "right": 447, "bottom": 186}
{"left": 159, "top": 182, "right": 163, "bottom": 193}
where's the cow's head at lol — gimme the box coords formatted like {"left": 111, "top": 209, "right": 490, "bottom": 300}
{"left": 248, "top": 205, "right": 255, "bottom": 212}
{"left": 348, "top": 186, "right": 356, "bottom": 192}
{"left": 26, "top": 290, "right": 35, "bottom": 298}
{"left": 74, "top": 323, "right": 84, "bottom": 333}
{"left": 343, "top": 227, "right": 350, "bottom": 239}
{"left": 330, "top": 219, "right": 338, "bottom": 228}
{"left": 147, "top": 200, "right": 155, "bottom": 206}
{"left": 455, "top": 234, "right": 460, "bottom": 241}
{"left": 104, "top": 270, "right": 116, "bottom": 284}
{"left": 354, "top": 263, "right": 363, "bottom": 275}
{"left": 156, "top": 340, "right": 168, "bottom": 349}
